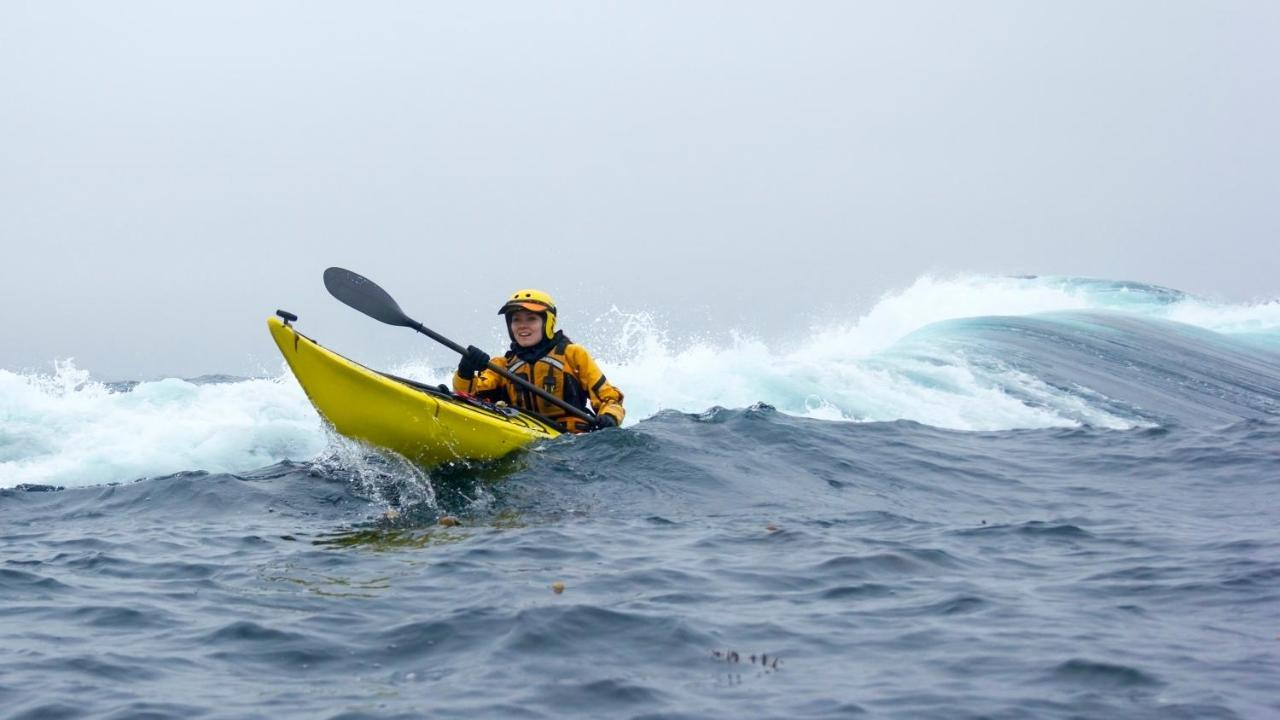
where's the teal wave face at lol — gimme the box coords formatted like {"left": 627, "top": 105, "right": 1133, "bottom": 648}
{"left": 601, "top": 274, "right": 1280, "bottom": 430}
{"left": 1031, "top": 276, "right": 1189, "bottom": 307}
{"left": 902, "top": 310, "right": 1280, "bottom": 427}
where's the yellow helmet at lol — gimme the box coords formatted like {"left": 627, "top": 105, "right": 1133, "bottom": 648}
{"left": 498, "top": 289, "right": 558, "bottom": 340}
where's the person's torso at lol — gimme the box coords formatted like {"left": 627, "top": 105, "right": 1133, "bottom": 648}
{"left": 497, "top": 337, "right": 594, "bottom": 432}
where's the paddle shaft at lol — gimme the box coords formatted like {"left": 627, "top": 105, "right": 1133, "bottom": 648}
{"left": 408, "top": 323, "right": 596, "bottom": 426}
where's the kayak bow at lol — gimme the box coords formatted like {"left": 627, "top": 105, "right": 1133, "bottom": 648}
{"left": 268, "top": 315, "right": 560, "bottom": 467}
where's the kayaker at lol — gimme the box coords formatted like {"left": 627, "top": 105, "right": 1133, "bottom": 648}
{"left": 452, "top": 289, "right": 625, "bottom": 433}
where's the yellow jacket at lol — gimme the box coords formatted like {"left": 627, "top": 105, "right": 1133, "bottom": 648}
{"left": 453, "top": 334, "right": 625, "bottom": 433}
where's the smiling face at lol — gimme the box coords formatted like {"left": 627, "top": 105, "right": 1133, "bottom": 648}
{"left": 508, "top": 310, "right": 545, "bottom": 348}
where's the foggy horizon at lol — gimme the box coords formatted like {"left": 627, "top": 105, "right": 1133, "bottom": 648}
{"left": 3, "top": 2, "right": 1277, "bottom": 379}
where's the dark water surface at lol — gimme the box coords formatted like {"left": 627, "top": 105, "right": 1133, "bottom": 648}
{"left": 5, "top": 301, "right": 1280, "bottom": 719}
{"left": 3, "top": 408, "right": 1278, "bottom": 719}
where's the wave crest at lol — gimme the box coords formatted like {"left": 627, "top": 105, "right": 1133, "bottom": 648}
{"left": 4, "top": 275, "right": 1277, "bottom": 488}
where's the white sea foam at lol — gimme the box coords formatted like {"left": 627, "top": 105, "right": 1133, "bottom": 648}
{"left": 595, "top": 316, "right": 1137, "bottom": 433}
{"left": 795, "top": 274, "right": 1280, "bottom": 353}
{"left": 0, "top": 361, "right": 325, "bottom": 489}
{"left": 3, "top": 275, "right": 1275, "bottom": 488}
{"left": 1160, "top": 297, "right": 1280, "bottom": 336}
{"left": 592, "top": 274, "right": 1277, "bottom": 431}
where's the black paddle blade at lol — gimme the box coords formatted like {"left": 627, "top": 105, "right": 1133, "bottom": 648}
{"left": 323, "top": 267, "right": 415, "bottom": 327}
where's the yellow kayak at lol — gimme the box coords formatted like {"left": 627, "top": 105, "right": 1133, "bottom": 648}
{"left": 268, "top": 315, "right": 561, "bottom": 467}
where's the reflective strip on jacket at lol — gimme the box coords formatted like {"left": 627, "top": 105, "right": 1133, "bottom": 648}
{"left": 452, "top": 338, "right": 625, "bottom": 433}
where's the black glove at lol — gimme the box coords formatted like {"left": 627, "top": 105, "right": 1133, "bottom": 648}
{"left": 592, "top": 414, "right": 618, "bottom": 430}
{"left": 457, "top": 346, "right": 491, "bottom": 379}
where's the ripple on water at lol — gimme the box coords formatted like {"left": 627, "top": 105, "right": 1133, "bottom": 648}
{"left": 816, "top": 582, "right": 898, "bottom": 601}
{"left": 500, "top": 604, "right": 707, "bottom": 660}
{"left": 952, "top": 520, "right": 1098, "bottom": 542}
{"left": 68, "top": 604, "right": 174, "bottom": 631}
{"left": 1039, "top": 658, "right": 1164, "bottom": 689}
{"left": 56, "top": 654, "right": 165, "bottom": 683}
{"left": 99, "top": 702, "right": 211, "bottom": 720}
{"left": 202, "top": 620, "right": 346, "bottom": 670}
{"left": 60, "top": 552, "right": 219, "bottom": 582}
{"left": 886, "top": 593, "right": 990, "bottom": 617}
{"left": 813, "top": 549, "right": 958, "bottom": 578}
{"left": 0, "top": 567, "right": 76, "bottom": 597}
{"left": 373, "top": 610, "right": 508, "bottom": 662}
{"left": 537, "top": 677, "right": 669, "bottom": 712}
{"left": 9, "top": 701, "right": 88, "bottom": 720}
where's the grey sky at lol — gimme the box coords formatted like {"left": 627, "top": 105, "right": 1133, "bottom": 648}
{"left": 2, "top": 1, "right": 1277, "bottom": 379}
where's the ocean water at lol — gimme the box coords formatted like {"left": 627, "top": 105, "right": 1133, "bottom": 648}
{"left": 2, "top": 275, "right": 1278, "bottom": 719}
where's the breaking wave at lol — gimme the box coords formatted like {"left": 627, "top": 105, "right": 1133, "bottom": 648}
{"left": 3, "top": 274, "right": 1278, "bottom": 488}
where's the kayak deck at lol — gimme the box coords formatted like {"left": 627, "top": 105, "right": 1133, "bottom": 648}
{"left": 268, "top": 315, "right": 560, "bottom": 467}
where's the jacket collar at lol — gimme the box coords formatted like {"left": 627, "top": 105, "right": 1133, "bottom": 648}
{"left": 509, "top": 331, "right": 568, "bottom": 363}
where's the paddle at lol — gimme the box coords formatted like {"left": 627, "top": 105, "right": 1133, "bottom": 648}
{"left": 322, "top": 266, "right": 596, "bottom": 426}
